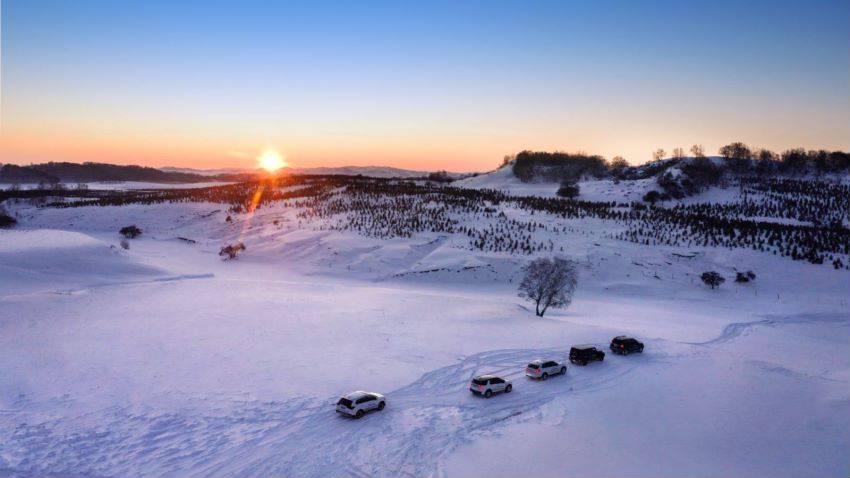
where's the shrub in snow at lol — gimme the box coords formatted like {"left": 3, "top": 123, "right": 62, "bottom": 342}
{"left": 119, "top": 225, "right": 142, "bottom": 239}
{"left": 427, "top": 170, "right": 452, "bottom": 183}
{"left": 518, "top": 257, "right": 578, "bottom": 317}
{"left": 657, "top": 173, "right": 686, "bottom": 199}
{"left": 680, "top": 156, "right": 722, "bottom": 192}
{"left": 735, "top": 271, "right": 756, "bottom": 283}
{"left": 0, "top": 213, "right": 16, "bottom": 229}
{"left": 643, "top": 190, "right": 661, "bottom": 204}
{"left": 219, "top": 242, "right": 246, "bottom": 260}
{"left": 700, "top": 271, "right": 725, "bottom": 289}
{"left": 120, "top": 238, "right": 130, "bottom": 250}
{"left": 556, "top": 181, "right": 580, "bottom": 199}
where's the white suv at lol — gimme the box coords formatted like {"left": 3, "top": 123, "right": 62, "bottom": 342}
{"left": 336, "top": 391, "right": 386, "bottom": 418}
{"left": 469, "top": 375, "right": 512, "bottom": 398}
{"left": 525, "top": 359, "right": 567, "bottom": 380}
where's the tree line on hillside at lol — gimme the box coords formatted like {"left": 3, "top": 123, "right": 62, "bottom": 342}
{"left": 8, "top": 174, "right": 849, "bottom": 269}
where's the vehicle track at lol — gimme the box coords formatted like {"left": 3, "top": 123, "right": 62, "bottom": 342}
{"left": 686, "top": 312, "right": 850, "bottom": 347}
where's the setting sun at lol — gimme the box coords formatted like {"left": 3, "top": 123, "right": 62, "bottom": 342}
{"left": 257, "top": 150, "right": 286, "bottom": 172}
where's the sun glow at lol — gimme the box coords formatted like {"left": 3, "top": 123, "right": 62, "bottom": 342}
{"left": 257, "top": 150, "right": 286, "bottom": 172}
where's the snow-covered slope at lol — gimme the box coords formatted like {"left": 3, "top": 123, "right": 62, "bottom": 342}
{"left": 0, "top": 229, "right": 165, "bottom": 296}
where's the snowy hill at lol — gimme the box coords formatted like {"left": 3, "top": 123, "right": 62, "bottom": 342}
{"left": 0, "top": 229, "right": 166, "bottom": 296}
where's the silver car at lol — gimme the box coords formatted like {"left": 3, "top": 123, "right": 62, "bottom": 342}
{"left": 469, "top": 375, "right": 512, "bottom": 398}
{"left": 336, "top": 391, "right": 386, "bottom": 418}
{"left": 525, "top": 359, "right": 567, "bottom": 380}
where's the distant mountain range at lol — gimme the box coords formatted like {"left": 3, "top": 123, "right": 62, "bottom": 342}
{"left": 0, "top": 162, "right": 457, "bottom": 184}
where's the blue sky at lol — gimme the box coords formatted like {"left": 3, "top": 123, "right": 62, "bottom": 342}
{"left": 2, "top": 0, "right": 849, "bottom": 170}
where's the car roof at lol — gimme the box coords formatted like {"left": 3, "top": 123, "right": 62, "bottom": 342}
{"left": 572, "top": 344, "right": 596, "bottom": 350}
{"left": 474, "top": 374, "right": 499, "bottom": 380}
{"left": 344, "top": 391, "right": 371, "bottom": 399}
{"left": 529, "top": 359, "right": 557, "bottom": 364}
{"left": 613, "top": 335, "right": 634, "bottom": 340}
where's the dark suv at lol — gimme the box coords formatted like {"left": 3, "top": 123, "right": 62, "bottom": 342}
{"left": 569, "top": 345, "right": 605, "bottom": 365}
{"left": 610, "top": 336, "right": 644, "bottom": 355}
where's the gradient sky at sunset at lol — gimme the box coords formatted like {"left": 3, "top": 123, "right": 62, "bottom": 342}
{"left": 2, "top": 0, "right": 849, "bottom": 171}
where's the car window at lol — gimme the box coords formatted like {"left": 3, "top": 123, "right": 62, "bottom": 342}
{"left": 355, "top": 396, "right": 367, "bottom": 404}
{"left": 527, "top": 363, "right": 540, "bottom": 369}
{"left": 543, "top": 361, "right": 556, "bottom": 367}
{"left": 472, "top": 378, "right": 487, "bottom": 385}
{"left": 491, "top": 378, "right": 504, "bottom": 384}
{"left": 363, "top": 396, "right": 375, "bottom": 402}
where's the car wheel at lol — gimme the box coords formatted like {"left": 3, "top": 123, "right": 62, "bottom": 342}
{"left": 599, "top": 355, "right": 604, "bottom": 362}
{"left": 542, "top": 373, "right": 549, "bottom": 381}
{"left": 355, "top": 409, "right": 364, "bottom": 419}
{"left": 484, "top": 389, "right": 492, "bottom": 398}
{"left": 640, "top": 346, "right": 644, "bottom": 353}
{"left": 505, "top": 384, "right": 512, "bottom": 393}
{"left": 581, "top": 360, "right": 588, "bottom": 366}
{"left": 560, "top": 367, "right": 566, "bottom": 375}
{"left": 377, "top": 401, "right": 385, "bottom": 411}
{"left": 623, "top": 349, "right": 629, "bottom": 356}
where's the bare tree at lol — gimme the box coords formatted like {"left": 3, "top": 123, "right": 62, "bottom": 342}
{"left": 700, "top": 271, "right": 725, "bottom": 289}
{"left": 518, "top": 257, "right": 578, "bottom": 317}
{"left": 652, "top": 149, "right": 666, "bottom": 162}
{"left": 610, "top": 156, "right": 628, "bottom": 170}
{"left": 718, "top": 141, "right": 752, "bottom": 161}
{"left": 690, "top": 144, "right": 705, "bottom": 157}
{"left": 672, "top": 147, "right": 685, "bottom": 160}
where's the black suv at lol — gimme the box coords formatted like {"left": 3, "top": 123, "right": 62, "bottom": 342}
{"left": 610, "top": 336, "right": 644, "bottom": 355}
{"left": 569, "top": 345, "right": 605, "bottom": 365}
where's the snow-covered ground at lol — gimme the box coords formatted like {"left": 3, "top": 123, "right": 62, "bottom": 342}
{"left": 1, "top": 176, "right": 848, "bottom": 477}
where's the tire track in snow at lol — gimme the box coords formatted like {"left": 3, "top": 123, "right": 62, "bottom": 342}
{"left": 1, "top": 273, "right": 215, "bottom": 301}
{"left": 685, "top": 312, "right": 849, "bottom": 347}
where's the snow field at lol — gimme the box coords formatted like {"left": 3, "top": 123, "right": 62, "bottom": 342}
{"left": 1, "top": 176, "right": 848, "bottom": 477}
